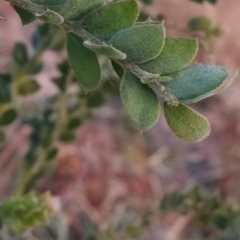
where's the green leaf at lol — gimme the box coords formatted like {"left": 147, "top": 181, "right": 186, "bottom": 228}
{"left": 84, "top": 40, "right": 127, "bottom": 60}
{"left": 162, "top": 64, "right": 228, "bottom": 103}
{"left": 109, "top": 23, "right": 165, "bottom": 63}
{"left": 17, "top": 80, "right": 40, "bottom": 96}
{"left": 188, "top": 16, "right": 221, "bottom": 37}
{"left": 0, "top": 192, "right": 53, "bottom": 232}
{"left": 111, "top": 61, "right": 124, "bottom": 78}
{"left": 67, "top": 117, "right": 82, "bottom": 130}
{"left": 31, "top": 0, "right": 67, "bottom": 12}
{"left": 13, "top": 43, "right": 28, "bottom": 66}
{"left": 60, "top": 0, "right": 104, "bottom": 20}
{"left": 31, "top": 23, "right": 51, "bottom": 49}
{"left": 52, "top": 77, "right": 67, "bottom": 92}
{"left": 36, "top": 9, "right": 64, "bottom": 24}
{"left": 120, "top": 72, "right": 160, "bottom": 130}
{"left": 80, "top": 0, "right": 139, "bottom": 40}
{"left": 140, "top": 0, "right": 153, "bottom": 5}
{"left": 213, "top": 212, "right": 229, "bottom": 230}
{"left": 140, "top": 38, "right": 198, "bottom": 75}
{"left": 160, "top": 192, "right": 185, "bottom": 211}
{"left": 86, "top": 92, "right": 105, "bottom": 108}
{"left": 59, "top": 131, "right": 76, "bottom": 143}
{"left": 0, "top": 108, "right": 18, "bottom": 126}
{"left": 66, "top": 33, "right": 101, "bottom": 92}
{"left": 164, "top": 103, "right": 210, "bottom": 142}
{"left": 13, "top": 6, "right": 36, "bottom": 25}
{"left": 0, "top": 74, "right": 12, "bottom": 103}
{"left": 0, "top": 131, "right": 6, "bottom": 143}
{"left": 46, "top": 147, "right": 58, "bottom": 160}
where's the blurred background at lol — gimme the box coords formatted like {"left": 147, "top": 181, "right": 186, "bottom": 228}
{"left": 0, "top": 0, "right": 240, "bottom": 239}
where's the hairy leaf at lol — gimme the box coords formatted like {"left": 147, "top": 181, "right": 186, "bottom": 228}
{"left": 66, "top": 33, "right": 101, "bottom": 91}
{"left": 31, "top": 0, "right": 67, "bottom": 12}
{"left": 109, "top": 23, "right": 165, "bottom": 63}
{"left": 162, "top": 64, "right": 228, "bottom": 103}
{"left": 164, "top": 103, "right": 210, "bottom": 142}
{"left": 60, "top": 0, "right": 104, "bottom": 20}
{"left": 120, "top": 72, "right": 160, "bottom": 130}
{"left": 84, "top": 40, "right": 126, "bottom": 60}
{"left": 13, "top": 6, "right": 36, "bottom": 25}
{"left": 140, "top": 38, "right": 198, "bottom": 75}
{"left": 80, "top": 0, "right": 139, "bottom": 40}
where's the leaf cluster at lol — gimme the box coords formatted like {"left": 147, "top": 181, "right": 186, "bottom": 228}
{"left": 160, "top": 187, "right": 240, "bottom": 231}
{"left": 4, "top": 0, "right": 232, "bottom": 142}
{"left": 0, "top": 193, "right": 54, "bottom": 232}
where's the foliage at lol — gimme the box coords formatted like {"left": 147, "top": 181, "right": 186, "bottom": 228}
{"left": 0, "top": 192, "right": 54, "bottom": 232}
{"left": 160, "top": 187, "right": 240, "bottom": 239}
{"left": 0, "top": 0, "right": 236, "bottom": 237}
{"left": 1, "top": 0, "right": 233, "bottom": 143}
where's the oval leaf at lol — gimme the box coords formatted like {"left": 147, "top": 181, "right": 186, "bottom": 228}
{"left": 66, "top": 33, "right": 101, "bottom": 91}
{"left": 13, "top": 6, "right": 36, "bottom": 25}
{"left": 59, "top": 131, "right": 76, "bottom": 143}
{"left": 84, "top": 40, "right": 126, "bottom": 60}
{"left": 109, "top": 23, "right": 165, "bottom": 63}
{"left": 0, "top": 108, "right": 18, "bottom": 126}
{"left": 164, "top": 103, "right": 210, "bottom": 142}
{"left": 120, "top": 72, "right": 160, "bottom": 130}
{"left": 60, "top": 0, "right": 104, "bottom": 20}
{"left": 80, "top": 0, "right": 139, "bottom": 40}
{"left": 13, "top": 43, "right": 28, "bottom": 67}
{"left": 18, "top": 80, "right": 40, "bottom": 96}
{"left": 162, "top": 64, "right": 228, "bottom": 103}
{"left": 140, "top": 38, "right": 198, "bottom": 75}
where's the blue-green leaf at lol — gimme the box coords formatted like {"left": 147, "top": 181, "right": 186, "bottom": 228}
{"left": 162, "top": 64, "right": 228, "bottom": 103}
